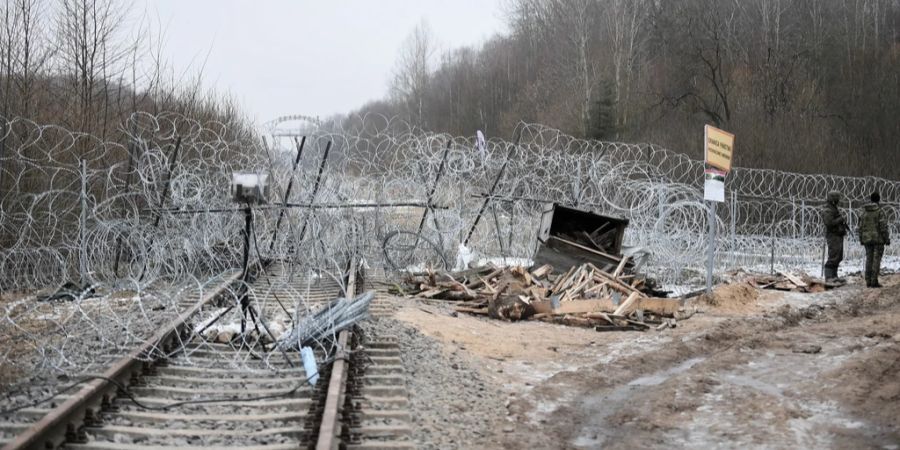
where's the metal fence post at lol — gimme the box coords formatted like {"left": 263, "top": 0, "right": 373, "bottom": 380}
{"left": 79, "top": 159, "right": 88, "bottom": 284}
{"left": 769, "top": 219, "right": 776, "bottom": 274}
{"left": 730, "top": 191, "right": 737, "bottom": 267}
{"left": 706, "top": 201, "right": 717, "bottom": 293}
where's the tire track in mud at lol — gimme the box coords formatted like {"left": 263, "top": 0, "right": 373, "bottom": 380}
{"left": 500, "top": 278, "right": 900, "bottom": 449}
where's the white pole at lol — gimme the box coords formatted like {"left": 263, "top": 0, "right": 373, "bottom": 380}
{"left": 79, "top": 159, "right": 87, "bottom": 284}
{"left": 730, "top": 190, "right": 737, "bottom": 267}
{"left": 706, "top": 201, "right": 717, "bottom": 293}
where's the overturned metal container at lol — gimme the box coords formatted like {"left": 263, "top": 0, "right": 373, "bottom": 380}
{"left": 533, "top": 204, "right": 633, "bottom": 273}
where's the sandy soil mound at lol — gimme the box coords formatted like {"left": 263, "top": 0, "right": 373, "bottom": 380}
{"left": 696, "top": 281, "right": 760, "bottom": 314}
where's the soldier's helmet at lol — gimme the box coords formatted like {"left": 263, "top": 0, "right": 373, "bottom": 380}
{"left": 827, "top": 191, "right": 841, "bottom": 204}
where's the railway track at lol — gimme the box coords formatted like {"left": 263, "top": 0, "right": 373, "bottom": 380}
{"left": 2, "top": 262, "right": 414, "bottom": 449}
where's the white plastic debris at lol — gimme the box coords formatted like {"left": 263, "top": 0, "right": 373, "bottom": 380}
{"left": 455, "top": 243, "right": 474, "bottom": 271}
{"left": 301, "top": 346, "right": 318, "bottom": 385}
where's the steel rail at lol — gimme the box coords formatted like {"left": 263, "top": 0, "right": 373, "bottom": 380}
{"left": 3, "top": 271, "right": 242, "bottom": 450}
{"left": 315, "top": 257, "right": 358, "bottom": 450}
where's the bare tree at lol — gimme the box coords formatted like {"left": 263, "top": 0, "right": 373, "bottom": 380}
{"left": 12, "top": 0, "right": 52, "bottom": 118}
{"left": 390, "top": 21, "right": 436, "bottom": 127}
{"left": 527, "top": 0, "right": 600, "bottom": 136}
{"left": 54, "top": 0, "right": 130, "bottom": 133}
{"left": 1, "top": 1, "right": 18, "bottom": 120}
{"left": 651, "top": 0, "right": 740, "bottom": 128}
{"left": 604, "top": 0, "right": 648, "bottom": 135}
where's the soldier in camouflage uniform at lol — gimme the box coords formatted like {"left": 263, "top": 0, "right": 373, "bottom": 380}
{"left": 822, "top": 191, "right": 847, "bottom": 281}
{"left": 859, "top": 191, "right": 891, "bottom": 288}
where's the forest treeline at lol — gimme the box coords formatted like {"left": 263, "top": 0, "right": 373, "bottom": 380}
{"left": 0, "top": 0, "right": 255, "bottom": 150}
{"left": 350, "top": 0, "right": 900, "bottom": 180}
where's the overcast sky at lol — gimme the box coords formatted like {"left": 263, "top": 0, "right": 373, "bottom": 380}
{"left": 135, "top": 0, "right": 508, "bottom": 125}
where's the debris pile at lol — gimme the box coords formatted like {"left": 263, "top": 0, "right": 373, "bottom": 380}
{"left": 398, "top": 263, "right": 688, "bottom": 332}
{"left": 279, "top": 291, "right": 375, "bottom": 350}
{"left": 745, "top": 270, "right": 842, "bottom": 293}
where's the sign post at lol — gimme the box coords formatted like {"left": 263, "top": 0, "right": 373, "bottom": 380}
{"left": 703, "top": 125, "right": 734, "bottom": 293}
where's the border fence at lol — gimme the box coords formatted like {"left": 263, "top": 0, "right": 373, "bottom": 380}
{"left": 1, "top": 112, "right": 897, "bottom": 291}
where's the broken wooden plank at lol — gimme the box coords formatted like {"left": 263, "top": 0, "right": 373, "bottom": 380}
{"left": 612, "top": 256, "right": 631, "bottom": 277}
{"left": 530, "top": 264, "right": 553, "bottom": 279}
{"left": 466, "top": 268, "right": 502, "bottom": 289}
{"left": 455, "top": 306, "right": 489, "bottom": 315}
{"left": 549, "top": 235, "right": 622, "bottom": 262}
{"left": 613, "top": 292, "right": 641, "bottom": 316}
{"left": 777, "top": 270, "right": 808, "bottom": 288}
{"left": 419, "top": 288, "right": 447, "bottom": 298}
{"left": 594, "top": 324, "right": 646, "bottom": 332}
{"left": 567, "top": 276, "right": 593, "bottom": 297}
{"left": 591, "top": 273, "right": 639, "bottom": 295}
{"left": 550, "top": 265, "right": 576, "bottom": 293}
{"left": 532, "top": 298, "right": 616, "bottom": 315}
{"left": 584, "top": 312, "right": 619, "bottom": 325}
{"left": 583, "top": 281, "right": 609, "bottom": 296}
{"left": 636, "top": 297, "right": 682, "bottom": 316}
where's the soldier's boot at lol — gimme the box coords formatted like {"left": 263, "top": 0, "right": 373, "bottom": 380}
{"left": 872, "top": 274, "right": 882, "bottom": 288}
{"left": 824, "top": 267, "right": 837, "bottom": 282}
{"left": 865, "top": 273, "right": 875, "bottom": 288}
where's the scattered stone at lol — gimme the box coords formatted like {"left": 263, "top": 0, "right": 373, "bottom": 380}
{"left": 365, "top": 316, "right": 505, "bottom": 450}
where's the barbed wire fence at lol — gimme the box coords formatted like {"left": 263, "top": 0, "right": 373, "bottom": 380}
{"left": 0, "top": 111, "right": 897, "bottom": 407}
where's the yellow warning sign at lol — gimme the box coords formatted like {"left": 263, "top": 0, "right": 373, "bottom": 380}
{"left": 704, "top": 125, "right": 734, "bottom": 172}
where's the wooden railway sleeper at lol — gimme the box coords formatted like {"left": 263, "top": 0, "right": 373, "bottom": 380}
{"left": 339, "top": 395, "right": 358, "bottom": 446}
{"left": 81, "top": 408, "right": 102, "bottom": 428}
{"left": 65, "top": 422, "right": 80, "bottom": 445}
{"left": 100, "top": 393, "right": 119, "bottom": 413}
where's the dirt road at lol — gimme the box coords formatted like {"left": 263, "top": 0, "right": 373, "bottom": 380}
{"left": 393, "top": 274, "right": 900, "bottom": 449}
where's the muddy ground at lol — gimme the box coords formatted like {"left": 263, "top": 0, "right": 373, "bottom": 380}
{"left": 391, "top": 273, "right": 900, "bottom": 449}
